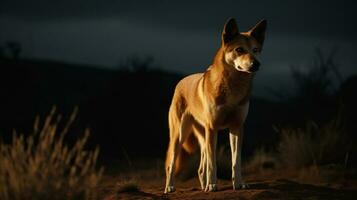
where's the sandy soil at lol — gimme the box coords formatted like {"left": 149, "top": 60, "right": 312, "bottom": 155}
{"left": 102, "top": 176, "right": 357, "bottom": 200}
{"left": 100, "top": 159, "right": 357, "bottom": 200}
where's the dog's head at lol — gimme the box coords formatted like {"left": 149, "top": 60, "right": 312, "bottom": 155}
{"left": 222, "top": 18, "right": 267, "bottom": 73}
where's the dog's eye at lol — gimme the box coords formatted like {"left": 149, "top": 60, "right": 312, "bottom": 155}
{"left": 235, "top": 47, "right": 244, "bottom": 53}
{"left": 252, "top": 48, "right": 259, "bottom": 53}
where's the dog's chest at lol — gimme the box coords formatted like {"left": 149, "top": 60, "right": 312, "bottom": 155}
{"left": 210, "top": 101, "right": 250, "bottom": 129}
{"left": 202, "top": 68, "right": 252, "bottom": 128}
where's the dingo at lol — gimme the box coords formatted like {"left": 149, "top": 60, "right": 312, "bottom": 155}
{"left": 164, "top": 18, "right": 267, "bottom": 193}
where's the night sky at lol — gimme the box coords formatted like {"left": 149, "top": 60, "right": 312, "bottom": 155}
{"left": 1, "top": 0, "right": 356, "bottom": 96}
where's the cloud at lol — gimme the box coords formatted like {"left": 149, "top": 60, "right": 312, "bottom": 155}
{"left": 1, "top": 0, "right": 357, "bottom": 37}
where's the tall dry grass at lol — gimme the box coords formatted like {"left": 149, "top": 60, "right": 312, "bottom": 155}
{"left": 0, "top": 107, "right": 104, "bottom": 200}
{"left": 276, "top": 114, "right": 347, "bottom": 169}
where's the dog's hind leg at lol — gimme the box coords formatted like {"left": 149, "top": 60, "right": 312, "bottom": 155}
{"left": 165, "top": 112, "right": 192, "bottom": 193}
{"left": 165, "top": 130, "right": 180, "bottom": 193}
{"left": 198, "top": 146, "right": 206, "bottom": 190}
{"left": 193, "top": 122, "right": 206, "bottom": 190}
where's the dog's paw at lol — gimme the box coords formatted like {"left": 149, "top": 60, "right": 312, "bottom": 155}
{"left": 205, "top": 184, "right": 218, "bottom": 192}
{"left": 164, "top": 186, "right": 175, "bottom": 193}
{"left": 233, "top": 183, "right": 249, "bottom": 190}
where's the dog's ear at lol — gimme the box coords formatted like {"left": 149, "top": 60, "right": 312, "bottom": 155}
{"left": 248, "top": 19, "right": 267, "bottom": 45}
{"left": 222, "top": 18, "right": 239, "bottom": 45}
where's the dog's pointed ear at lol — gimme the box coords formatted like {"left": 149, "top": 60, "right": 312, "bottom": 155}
{"left": 248, "top": 19, "right": 267, "bottom": 45}
{"left": 222, "top": 18, "right": 239, "bottom": 45}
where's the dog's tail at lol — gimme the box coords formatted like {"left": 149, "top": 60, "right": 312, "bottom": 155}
{"left": 174, "top": 132, "right": 197, "bottom": 175}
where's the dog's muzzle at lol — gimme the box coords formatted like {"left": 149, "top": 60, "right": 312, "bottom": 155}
{"left": 249, "top": 60, "right": 260, "bottom": 72}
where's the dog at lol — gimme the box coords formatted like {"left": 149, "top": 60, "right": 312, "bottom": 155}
{"left": 164, "top": 18, "right": 267, "bottom": 193}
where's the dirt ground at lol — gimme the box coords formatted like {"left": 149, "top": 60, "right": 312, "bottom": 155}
{"left": 100, "top": 160, "right": 357, "bottom": 200}
{"left": 102, "top": 178, "right": 357, "bottom": 200}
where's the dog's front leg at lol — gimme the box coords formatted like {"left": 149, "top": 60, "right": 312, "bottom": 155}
{"left": 198, "top": 142, "right": 207, "bottom": 190}
{"left": 205, "top": 127, "right": 218, "bottom": 192}
{"left": 230, "top": 128, "right": 248, "bottom": 190}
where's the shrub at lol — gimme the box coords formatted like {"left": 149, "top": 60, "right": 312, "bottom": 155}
{"left": 276, "top": 114, "right": 347, "bottom": 169}
{"left": 0, "top": 107, "right": 104, "bottom": 200}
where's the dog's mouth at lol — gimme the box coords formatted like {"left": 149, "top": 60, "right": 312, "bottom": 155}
{"left": 236, "top": 66, "right": 258, "bottom": 74}
{"left": 248, "top": 68, "right": 259, "bottom": 73}
{"left": 248, "top": 65, "right": 260, "bottom": 73}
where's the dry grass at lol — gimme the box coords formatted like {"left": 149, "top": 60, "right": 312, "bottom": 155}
{"left": 245, "top": 148, "right": 277, "bottom": 173}
{"left": 277, "top": 122, "right": 317, "bottom": 168}
{"left": 0, "top": 107, "right": 104, "bottom": 200}
{"left": 260, "top": 114, "right": 350, "bottom": 184}
{"left": 276, "top": 115, "right": 347, "bottom": 169}
{"left": 242, "top": 113, "right": 350, "bottom": 184}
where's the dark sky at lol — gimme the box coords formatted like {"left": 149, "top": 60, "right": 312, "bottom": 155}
{"left": 1, "top": 0, "right": 356, "bottom": 96}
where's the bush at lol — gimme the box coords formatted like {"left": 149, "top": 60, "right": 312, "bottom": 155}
{"left": 276, "top": 114, "right": 348, "bottom": 169}
{"left": 0, "top": 107, "right": 104, "bottom": 200}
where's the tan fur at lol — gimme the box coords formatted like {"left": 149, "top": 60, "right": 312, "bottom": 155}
{"left": 165, "top": 18, "right": 267, "bottom": 193}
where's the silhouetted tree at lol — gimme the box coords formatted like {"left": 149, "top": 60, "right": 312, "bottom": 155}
{"left": 267, "top": 48, "right": 345, "bottom": 126}
{"left": 289, "top": 48, "right": 343, "bottom": 123}
{"left": 291, "top": 48, "right": 342, "bottom": 101}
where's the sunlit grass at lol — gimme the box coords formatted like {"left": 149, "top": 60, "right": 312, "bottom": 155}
{"left": 0, "top": 107, "right": 104, "bottom": 200}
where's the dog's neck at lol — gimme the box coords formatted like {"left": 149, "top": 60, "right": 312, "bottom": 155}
{"left": 204, "top": 47, "right": 254, "bottom": 105}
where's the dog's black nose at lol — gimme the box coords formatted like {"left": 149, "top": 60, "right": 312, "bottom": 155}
{"left": 250, "top": 60, "right": 260, "bottom": 72}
